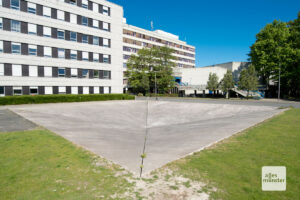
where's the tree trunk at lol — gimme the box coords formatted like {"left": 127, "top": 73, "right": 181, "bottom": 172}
{"left": 247, "top": 90, "right": 249, "bottom": 100}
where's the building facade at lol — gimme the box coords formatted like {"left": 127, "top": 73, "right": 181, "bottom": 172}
{"left": 122, "top": 22, "right": 196, "bottom": 90}
{"left": 0, "top": 0, "right": 124, "bottom": 96}
{"left": 177, "top": 62, "right": 250, "bottom": 95}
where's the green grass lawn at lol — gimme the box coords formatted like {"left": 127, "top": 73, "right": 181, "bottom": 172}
{"left": 168, "top": 108, "right": 300, "bottom": 200}
{"left": 1, "top": 109, "right": 299, "bottom": 199}
{"left": 0, "top": 129, "right": 133, "bottom": 200}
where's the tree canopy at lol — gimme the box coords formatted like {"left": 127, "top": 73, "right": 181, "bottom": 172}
{"left": 220, "top": 70, "right": 234, "bottom": 99}
{"left": 125, "top": 46, "right": 176, "bottom": 94}
{"left": 238, "top": 65, "right": 259, "bottom": 99}
{"left": 249, "top": 12, "right": 300, "bottom": 97}
{"left": 206, "top": 73, "right": 219, "bottom": 95}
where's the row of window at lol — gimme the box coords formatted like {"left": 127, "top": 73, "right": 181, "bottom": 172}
{"left": 64, "top": 0, "right": 110, "bottom": 16}
{"left": 123, "top": 46, "right": 138, "bottom": 53}
{"left": 0, "top": 18, "right": 111, "bottom": 47}
{"left": 0, "top": 41, "right": 111, "bottom": 63}
{"left": 123, "top": 38, "right": 195, "bottom": 64}
{"left": 0, "top": 64, "right": 111, "bottom": 79}
{"left": 0, "top": 85, "right": 111, "bottom": 96}
{"left": 1, "top": 0, "right": 111, "bottom": 31}
{"left": 123, "top": 29, "right": 195, "bottom": 52}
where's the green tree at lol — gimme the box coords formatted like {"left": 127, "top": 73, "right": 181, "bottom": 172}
{"left": 287, "top": 12, "right": 300, "bottom": 97}
{"left": 249, "top": 15, "right": 300, "bottom": 97}
{"left": 206, "top": 73, "right": 219, "bottom": 96}
{"left": 220, "top": 70, "right": 234, "bottom": 99}
{"left": 125, "top": 47, "right": 176, "bottom": 94}
{"left": 238, "top": 65, "right": 259, "bottom": 99}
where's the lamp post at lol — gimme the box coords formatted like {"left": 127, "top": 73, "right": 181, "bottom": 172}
{"left": 278, "top": 64, "right": 281, "bottom": 100}
{"left": 154, "top": 71, "right": 157, "bottom": 100}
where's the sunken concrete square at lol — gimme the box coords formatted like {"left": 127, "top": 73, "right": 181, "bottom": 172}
{"left": 10, "top": 100, "right": 283, "bottom": 175}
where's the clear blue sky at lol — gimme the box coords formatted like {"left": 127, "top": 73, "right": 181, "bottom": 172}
{"left": 110, "top": 0, "right": 299, "bottom": 67}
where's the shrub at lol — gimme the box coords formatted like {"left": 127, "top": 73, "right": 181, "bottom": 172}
{"left": 0, "top": 94, "right": 135, "bottom": 105}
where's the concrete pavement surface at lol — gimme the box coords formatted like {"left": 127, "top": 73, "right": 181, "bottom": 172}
{"left": 8, "top": 100, "right": 284, "bottom": 175}
{"left": 0, "top": 109, "right": 37, "bottom": 132}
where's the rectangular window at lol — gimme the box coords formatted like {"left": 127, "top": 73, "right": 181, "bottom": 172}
{"left": 29, "top": 45, "right": 37, "bottom": 56}
{"left": 12, "top": 64, "right": 22, "bottom": 76}
{"left": 82, "top": 0, "right": 88, "bottom": 9}
{"left": 0, "top": 41, "right": 3, "bottom": 53}
{"left": 92, "top": 19, "right": 99, "bottom": 28}
{"left": 93, "top": 70, "right": 99, "bottom": 78}
{"left": 70, "top": 14, "right": 77, "bottom": 24}
{"left": 43, "top": 7, "right": 51, "bottom": 18}
{"left": 82, "top": 16, "right": 88, "bottom": 26}
{"left": 0, "top": 86, "right": 4, "bottom": 96}
{"left": 70, "top": 50, "right": 77, "bottom": 60}
{"left": 103, "top": 38, "right": 109, "bottom": 47}
{"left": 123, "top": 63, "right": 127, "bottom": 68}
{"left": 45, "top": 86, "right": 53, "bottom": 95}
{"left": 57, "top": 10, "right": 65, "bottom": 21}
{"left": 44, "top": 47, "right": 52, "bottom": 57}
{"left": 103, "top": 70, "right": 109, "bottom": 79}
{"left": 82, "top": 35, "right": 88, "bottom": 43}
{"left": 71, "top": 68, "right": 77, "bottom": 77}
{"left": 58, "top": 48, "right": 65, "bottom": 59}
{"left": 71, "top": 86, "right": 78, "bottom": 94}
{"left": 94, "top": 86, "right": 99, "bottom": 94}
{"left": 103, "top": 54, "right": 109, "bottom": 63}
{"left": 0, "top": 18, "right": 2, "bottom": 30}
{"left": 93, "top": 53, "right": 99, "bottom": 62}
{"left": 11, "top": 20, "right": 21, "bottom": 32}
{"left": 83, "top": 86, "right": 89, "bottom": 94}
{"left": 57, "top": 29, "right": 65, "bottom": 39}
{"left": 12, "top": 42, "right": 21, "bottom": 54}
{"left": 58, "top": 68, "right": 65, "bottom": 77}
{"left": 69, "top": 0, "right": 76, "bottom": 5}
{"left": 70, "top": 32, "right": 77, "bottom": 41}
{"left": 82, "top": 69, "right": 88, "bottom": 78}
{"left": 104, "top": 86, "right": 109, "bottom": 94}
{"left": 44, "top": 66, "right": 52, "bottom": 77}
{"left": 27, "top": 2, "right": 36, "bottom": 14}
{"left": 13, "top": 87, "right": 22, "bottom": 95}
{"left": 103, "top": 6, "right": 109, "bottom": 16}
{"left": 29, "top": 65, "right": 38, "bottom": 77}
{"left": 11, "top": 0, "right": 20, "bottom": 10}
{"left": 0, "top": 64, "right": 4, "bottom": 76}
{"left": 82, "top": 52, "right": 88, "bottom": 61}
{"left": 28, "top": 24, "right": 37, "bottom": 35}
{"left": 59, "top": 86, "right": 66, "bottom": 94}
{"left": 93, "top": 36, "right": 99, "bottom": 45}
{"left": 92, "top": 2, "right": 98, "bottom": 12}
{"left": 43, "top": 26, "right": 51, "bottom": 37}
{"left": 103, "top": 22, "right": 109, "bottom": 31}
{"left": 30, "top": 86, "right": 38, "bottom": 95}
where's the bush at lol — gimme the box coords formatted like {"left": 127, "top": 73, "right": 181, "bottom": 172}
{"left": 145, "top": 93, "right": 179, "bottom": 97}
{"left": 0, "top": 94, "right": 135, "bottom": 105}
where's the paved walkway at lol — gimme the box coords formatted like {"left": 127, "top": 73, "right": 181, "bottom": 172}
{"left": 0, "top": 109, "right": 37, "bottom": 132}
{"left": 8, "top": 100, "right": 284, "bottom": 175}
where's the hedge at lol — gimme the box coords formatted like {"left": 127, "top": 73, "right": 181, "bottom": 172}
{"left": 0, "top": 94, "right": 135, "bottom": 105}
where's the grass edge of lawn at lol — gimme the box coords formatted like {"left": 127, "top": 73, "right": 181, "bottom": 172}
{"left": 162, "top": 108, "right": 299, "bottom": 200}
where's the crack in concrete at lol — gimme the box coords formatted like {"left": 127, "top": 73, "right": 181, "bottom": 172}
{"left": 140, "top": 101, "right": 149, "bottom": 177}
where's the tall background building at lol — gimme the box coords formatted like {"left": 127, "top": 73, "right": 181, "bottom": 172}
{"left": 122, "top": 19, "right": 196, "bottom": 91}
{"left": 0, "top": 0, "right": 124, "bottom": 96}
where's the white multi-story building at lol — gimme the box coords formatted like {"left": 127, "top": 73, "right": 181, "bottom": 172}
{"left": 122, "top": 21, "right": 196, "bottom": 89}
{"left": 0, "top": 0, "right": 124, "bottom": 96}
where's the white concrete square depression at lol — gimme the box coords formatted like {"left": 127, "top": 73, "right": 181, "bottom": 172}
{"left": 10, "top": 100, "right": 283, "bottom": 175}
